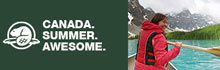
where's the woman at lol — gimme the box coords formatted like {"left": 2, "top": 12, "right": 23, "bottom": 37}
{"left": 135, "top": 13, "right": 182, "bottom": 70}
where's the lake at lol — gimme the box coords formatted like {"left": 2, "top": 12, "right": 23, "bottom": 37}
{"left": 128, "top": 40, "right": 220, "bottom": 70}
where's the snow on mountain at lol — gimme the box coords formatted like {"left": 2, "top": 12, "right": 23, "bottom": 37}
{"left": 128, "top": 31, "right": 136, "bottom": 38}
{"left": 128, "top": 12, "right": 134, "bottom": 25}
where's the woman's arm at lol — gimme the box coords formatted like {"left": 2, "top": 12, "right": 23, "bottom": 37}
{"left": 152, "top": 34, "right": 181, "bottom": 65}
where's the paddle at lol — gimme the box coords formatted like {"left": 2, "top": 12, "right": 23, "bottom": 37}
{"left": 167, "top": 42, "right": 220, "bottom": 57}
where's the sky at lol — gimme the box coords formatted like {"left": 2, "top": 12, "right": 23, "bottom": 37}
{"left": 139, "top": 0, "right": 220, "bottom": 20}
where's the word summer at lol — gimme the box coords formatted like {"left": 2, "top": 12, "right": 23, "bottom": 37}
{"left": 42, "top": 42, "right": 105, "bottom": 51}
{"left": 43, "top": 31, "right": 97, "bottom": 40}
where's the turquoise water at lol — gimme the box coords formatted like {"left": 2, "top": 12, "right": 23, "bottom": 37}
{"left": 128, "top": 40, "right": 220, "bottom": 70}
{"left": 128, "top": 40, "right": 138, "bottom": 57}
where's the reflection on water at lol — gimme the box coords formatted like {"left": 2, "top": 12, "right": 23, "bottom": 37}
{"left": 128, "top": 40, "right": 220, "bottom": 70}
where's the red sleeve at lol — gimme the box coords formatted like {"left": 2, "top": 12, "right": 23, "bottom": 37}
{"left": 152, "top": 34, "right": 181, "bottom": 65}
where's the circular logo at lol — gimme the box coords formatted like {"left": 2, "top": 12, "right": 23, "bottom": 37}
{"left": 3, "top": 21, "right": 40, "bottom": 50}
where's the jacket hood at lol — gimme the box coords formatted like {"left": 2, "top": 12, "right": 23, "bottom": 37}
{"left": 142, "top": 20, "right": 164, "bottom": 34}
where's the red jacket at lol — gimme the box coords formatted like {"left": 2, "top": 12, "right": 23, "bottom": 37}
{"left": 135, "top": 20, "right": 181, "bottom": 70}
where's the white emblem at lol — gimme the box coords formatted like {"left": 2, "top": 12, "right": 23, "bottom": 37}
{"left": 3, "top": 21, "right": 40, "bottom": 50}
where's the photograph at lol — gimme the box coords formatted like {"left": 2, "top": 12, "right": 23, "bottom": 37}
{"left": 128, "top": 0, "right": 220, "bottom": 70}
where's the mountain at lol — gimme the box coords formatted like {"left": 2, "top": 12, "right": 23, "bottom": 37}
{"left": 128, "top": 0, "right": 155, "bottom": 37}
{"left": 166, "top": 9, "right": 218, "bottom": 31}
{"left": 166, "top": 24, "right": 220, "bottom": 40}
{"left": 128, "top": 0, "right": 218, "bottom": 38}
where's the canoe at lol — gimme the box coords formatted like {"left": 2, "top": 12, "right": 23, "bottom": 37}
{"left": 128, "top": 54, "right": 177, "bottom": 70}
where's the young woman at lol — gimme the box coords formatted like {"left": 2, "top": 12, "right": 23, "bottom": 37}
{"left": 135, "top": 13, "right": 182, "bottom": 70}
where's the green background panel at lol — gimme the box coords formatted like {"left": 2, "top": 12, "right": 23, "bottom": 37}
{"left": 0, "top": 0, "right": 127, "bottom": 70}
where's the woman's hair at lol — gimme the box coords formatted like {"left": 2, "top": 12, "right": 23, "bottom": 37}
{"left": 150, "top": 13, "right": 167, "bottom": 25}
